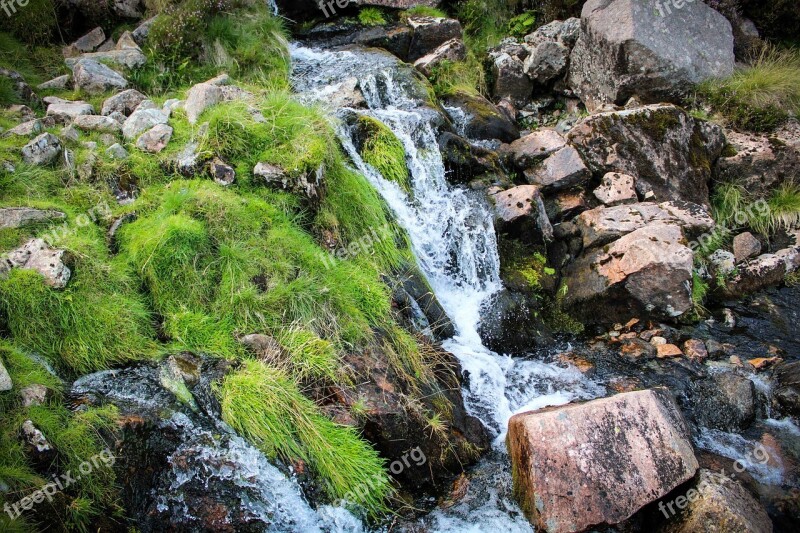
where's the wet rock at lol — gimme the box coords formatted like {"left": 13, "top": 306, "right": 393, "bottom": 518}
{"left": 593, "top": 172, "right": 637, "bottom": 206}
{"left": 209, "top": 157, "right": 235, "bottom": 186}
{"left": 21, "top": 133, "right": 62, "bottom": 166}
{"left": 657, "top": 469, "right": 772, "bottom": 533}
{"left": 567, "top": 104, "right": 725, "bottom": 205}
{"left": 122, "top": 107, "right": 168, "bottom": 140}
{"left": 733, "top": 232, "right": 762, "bottom": 263}
{"left": 508, "top": 388, "right": 698, "bottom": 532}
{"left": 323, "top": 77, "right": 366, "bottom": 109}
{"left": 135, "top": 123, "right": 172, "bottom": 153}
{"left": 72, "top": 114, "right": 122, "bottom": 133}
{"left": 719, "top": 254, "right": 787, "bottom": 299}
{"left": 694, "top": 373, "right": 756, "bottom": 432}
{"left": 477, "top": 289, "right": 551, "bottom": 355}
{"left": 20, "top": 384, "right": 48, "bottom": 407}
{"left": 683, "top": 339, "right": 708, "bottom": 362}
{"left": 772, "top": 361, "right": 800, "bottom": 418}
{"left": 490, "top": 52, "right": 532, "bottom": 108}
{"left": 38, "top": 74, "right": 71, "bottom": 90}
{"left": 46, "top": 100, "right": 95, "bottom": 122}
{"left": 102, "top": 88, "right": 147, "bottom": 116}
{"left": 442, "top": 91, "right": 519, "bottom": 143}
{"left": 71, "top": 59, "right": 128, "bottom": 94}
{"left": 406, "top": 16, "right": 463, "bottom": 62}
{"left": 414, "top": 38, "right": 466, "bottom": 77}
{"left": 576, "top": 201, "right": 714, "bottom": 250}
{"left": 438, "top": 133, "right": 503, "bottom": 183}
{"left": 489, "top": 185, "right": 552, "bottom": 242}
{"left": 563, "top": 224, "right": 694, "bottom": 324}
{"left": 523, "top": 145, "right": 590, "bottom": 192}
{"left": 715, "top": 122, "right": 800, "bottom": 198}
{"left": 0, "top": 358, "right": 11, "bottom": 391}
{"left": 0, "top": 207, "right": 65, "bottom": 229}
{"left": 568, "top": 0, "right": 734, "bottom": 108}
{"left": 505, "top": 129, "right": 567, "bottom": 169}
{"left": 393, "top": 266, "right": 455, "bottom": 341}
{"left": 1, "top": 238, "right": 71, "bottom": 288}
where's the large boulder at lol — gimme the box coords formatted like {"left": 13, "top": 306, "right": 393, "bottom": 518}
{"left": 568, "top": 0, "right": 735, "bottom": 108}
{"left": 184, "top": 79, "right": 253, "bottom": 124}
{"left": 567, "top": 104, "right": 726, "bottom": 205}
{"left": 508, "top": 388, "right": 698, "bottom": 533}
{"left": 477, "top": 289, "right": 551, "bottom": 355}
{"left": 658, "top": 469, "right": 772, "bottom": 533}
{"left": 490, "top": 52, "right": 532, "bottom": 108}
{"left": 562, "top": 223, "right": 694, "bottom": 323}
{"left": 505, "top": 129, "right": 567, "bottom": 169}
{"left": 442, "top": 91, "right": 519, "bottom": 143}
{"left": 71, "top": 59, "right": 128, "bottom": 94}
{"left": 46, "top": 100, "right": 95, "bottom": 122}
{"left": 523, "top": 145, "right": 590, "bottom": 192}
{"left": 575, "top": 201, "right": 715, "bottom": 250}
{"left": 718, "top": 254, "right": 788, "bottom": 299}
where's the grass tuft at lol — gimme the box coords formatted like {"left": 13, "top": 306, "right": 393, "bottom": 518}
{"left": 358, "top": 7, "right": 387, "bottom": 26}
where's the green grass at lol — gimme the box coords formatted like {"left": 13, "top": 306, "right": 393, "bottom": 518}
{"left": 356, "top": 116, "right": 411, "bottom": 193}
{"left": 401, "top": 6, "right": 448, "bottom": 19}
{"left": 701, "top": 45, "right": 800, "bottom": 131}
{"left": 751, "top": 182, "right": 800, "bottom": 235}
{"left": 712, "top": 181, "right": 800, "bottom": 238}
{"left": 358, "top": 7, "right": 387, "bottom": 26}
{"left": 216, "top": 359, "right": 393, "bottom": 518}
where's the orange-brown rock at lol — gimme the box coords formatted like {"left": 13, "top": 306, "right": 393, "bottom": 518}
{"left": 507, "top": 388, "right": 698, "bottom": 533}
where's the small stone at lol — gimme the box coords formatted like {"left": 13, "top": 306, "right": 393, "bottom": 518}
{"left": 115, "top": 31, "right": 139, "bottom": 50}
{"left": 733, "top": 232, "right": 762, "bottom": 263}
{"left": 705, "top": 339, "right": 726, "bottom": 358}
{"left": 209, "top": 157, "right": 235, "bottom": 186}
{"left": 20, "top": 384, "right": 48, "bottom": 407}
{"left": 38, "top": 74, "right": 71, "bottom": 90}
{"left": 72, "top": 114, "right": 122, "bottom": 133}
{"left": 708, "top": 249, "right": 736, "bottom": 277}
{"left": 748, "top": 357, "right": 782, "bottom": 370}
{"left": 122, "top": 107, "right": 168, "bottom": 140}
{"left": 21, "top": 420, "right": 55, "bottom": 463}
{"left": 71, "top": 59, "right": 127, "bottom": 94}
{"left": 683, "top": 339, "right": 708, "bottom": 362}
{"left": 21, "top": 133, "right": 62, "bottom": 166}
{"left": 593, "top": 172, "right": 637, "bottom": 206}
{"left": 135, "top": 123, "right": 173, "bottom": 153}
{"left": 62, "top": 125, "right": 80, "bottom": 143}
{"left": 101, "top": 88, "right": 146, "bottom": 116}
{"left": 0, "top": 358, "right": 12, "bottom": 391}
{"left": 657, "top": 344, "right": 683, "bottom": 358}
{"left": 105, "top": 143, "right": 129, "bottom": 160}
{"left": 5, "top": 119, "right": 44, "bottom": 137}
{"left": 650, "top": 336, "right": 667, "bottom": 346}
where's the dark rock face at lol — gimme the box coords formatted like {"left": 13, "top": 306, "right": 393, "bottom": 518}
{"left": 442, "top": 91, "right": 520, "bottom": 143}
{"left": 477, "top": 289, "right": 551, "bottom": 355}
{"left": 693, "top": 372, "right": 756, "bottom": 432}
{"left": 568, "top": 0, "right": 735, "bottom": 108}
{"left": 438, "top": 132, "right": 504, "bottom": 184}
{"left": 567, "top": 104, "right": 726, "bottom": 206}
{"left": 393, "top": 266, "right": 456, "bottom": 340}
{"left": 772, "top": 361, "right": 800, "bottom": 418}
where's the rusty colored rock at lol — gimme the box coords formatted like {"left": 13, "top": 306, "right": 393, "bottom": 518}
{"left": 657, "top": 344, "right": 684, "bottom": 359}
{"left": 508, "top": 388, "right": 698, "bottom": 532}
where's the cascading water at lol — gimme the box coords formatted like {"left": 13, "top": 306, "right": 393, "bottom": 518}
{"left": 291, "top": 44, "right": 603, "bottom": 441}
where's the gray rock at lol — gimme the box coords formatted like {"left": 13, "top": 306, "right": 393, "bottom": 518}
{"left": 106, "top": 143, "right": 129, "bottom": 160}
{"left": 102, "top": 88, "right": 147, "bottom": 116}
{"left": 116, "top": 30, "right": 139, "bottom": 50}
{"left": 71, "top": 59, "right": 128, "bottom": 94}
{"left": 46, "top": 100, "right": 95, "bottom": 122}
{"left": 5, "top": 119, "right": 44, "bottom": 137}
{"left": 135, "top": 123, "right": 173, "bottom": 153}
{"left": 112, "top": 0, "right": 143, "bottom": 18}
{"left": 20, "top": 384, "right": 48, "bottom": 407}
{"left": 240, "top": 334, "right": 284, "bottom": 363}
{"left": 567, "top": 104, "right": 725, "bottom": 205}
{"left": 506, "top": 129, "right": 567, "bottom": 169}
{"left": 0, "top": 358, "right": 11, "bottom": 391}
{"left": 132, "top": 16, "right": 157, "bottom": 46}
{"left": 65, "top": 48, "right": 147, "bottom": 70}
{"left": 720, "top": 254, "right": 787, "bottom": 298}
{"left": 733, "top": 232, "right": 761, "bottom": 263}
{"left": 593, "top": 172, "right": 637, "bottom": 206}
{"left": 72, "top": 114, "right": 122, "bottom": 133}
{"left": 568, "top": 0, "right": 735, "bottom": 108}
{"left": 73, "top": 27, "right": 106, "bottom": 53}
{"left": 61, "top": 125, "right": 80, "bottom": 143}
{"left": 414, "top": 38, "right": 467, "bottom": 77}
{"left": 0, "top": 207, "right": 65, "bottom": 229}
{"left": 491, "top": 53, "right": 532, "bottom": 108}
{"left": 524, "top": 18, "right": 581, "bottom": 48}
{"left": 708, "top": 249, "right": 736, "bottom": 277}
{"left": 21, "top": 133, "right": 62, "bottom": 166}
{"left": 38, "top": 74, "right": 71, "bottom": 90}
{"left": 773, "top": 361, "right": 800, "bottom": 418}
{"left": 209, "top": 157, "right": 235, "bottom": 186}
{"left": 523, "top": 40, "right": 570, "bottom": 84}
{"left": 576, "top": 201, "right": 715, "bottom": 249}
{"left": 563, "top": 223, "right": 694, "bottom": 323}
{"left": 21, "top": 420, "right": 55, "bottom": 463}
{"left": 489, "top": 184, "right": 552, "bottom": 241}
{"left": 694, "top": 372, "right": 755, "bottom": 432}
{"left": 407, "top": 16, "right": 463, "bottom": 62}
{"left": 442, "top": 92, "right": 519, "bottom": 143}
{"left": 122, "top": 107, "right": 168, "bottom": 140}
{"left": 523, "top": 145, "right": 590, "bottom": 192}
{"left": 1, "top": 238, "right": 71, "bottom": 288}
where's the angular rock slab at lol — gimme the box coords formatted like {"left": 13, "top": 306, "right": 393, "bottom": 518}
{"left": 568, "top": 0, "right": 734, "bottom": 107}
{"left": 508, "top": 388, "right": 698, "bottom": 533}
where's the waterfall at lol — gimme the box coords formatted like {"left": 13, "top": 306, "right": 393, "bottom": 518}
{"left": 291, "top": 44, "right": 603, "bottom": 440}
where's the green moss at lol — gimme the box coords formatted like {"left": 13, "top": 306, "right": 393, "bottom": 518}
{"left": 216, "top": 359, "right": 393, "bottom": 518}
{"left": 356, "top": 116, "right": 411, "bottom": 194}
{"left": 358, "top": 7, "right": 387, "bottom": 26}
